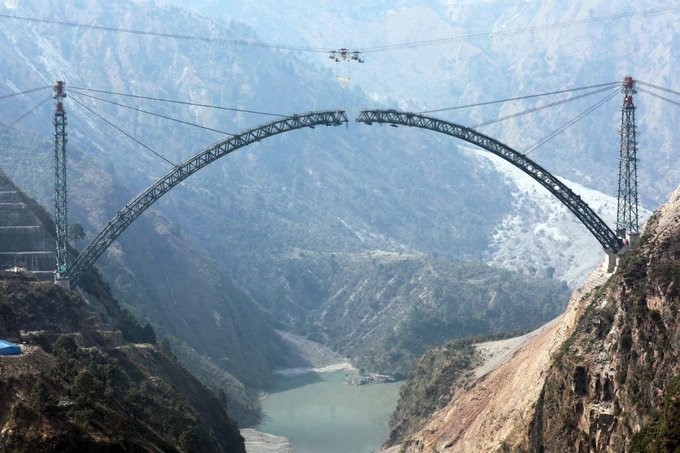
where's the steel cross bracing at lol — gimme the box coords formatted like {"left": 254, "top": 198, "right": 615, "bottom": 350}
{"left": 68, "top": 110, "right": 347, "bottom": 283}
{"left": 356, "top": 109, "right": 624, "bottom": 253}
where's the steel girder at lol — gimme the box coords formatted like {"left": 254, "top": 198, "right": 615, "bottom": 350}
{"left": 356, "top": 109, "right": 624, "bottom": 254}
{"left": 69, "top": 110, "right": 347, "bottom": 283}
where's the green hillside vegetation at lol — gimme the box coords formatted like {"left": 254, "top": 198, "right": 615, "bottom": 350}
{"left": 631, "top": 375, "right": 680, "bottom": 452}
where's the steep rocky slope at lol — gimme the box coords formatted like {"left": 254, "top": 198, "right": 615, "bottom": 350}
{"left": 389, "top": 186, "right": 680, "bottom": 452}
{"left": 0, "top": 173, "right": 245, "bottom": 450}
{"left": 0, "top": 128, "right": 288, "bottom": 425}
{"left": 0, "top": 271, "right": 244, "bottom": 452}
{"left": 527, "top": 187, "right": 680, "bottom": 452}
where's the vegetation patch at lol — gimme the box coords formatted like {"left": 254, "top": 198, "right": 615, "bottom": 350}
{"left": 386, "top": 339, "right": 479, "bottom": 446}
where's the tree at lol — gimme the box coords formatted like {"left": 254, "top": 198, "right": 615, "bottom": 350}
{"left": 30, "top": 378, "right": 50, "bottom": 410}
{"left": 54, "top": 335, "right": 78, "bottom": 359}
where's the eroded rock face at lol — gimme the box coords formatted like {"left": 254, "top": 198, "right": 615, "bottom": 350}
{"left": 394, "top": 187, "right": 680, "bottom": 452}
{"left": 395, "top": 266, "right": 604, "bottom": 452}
{"left": 528, "top": 187, "right": 680, "bottom": 452}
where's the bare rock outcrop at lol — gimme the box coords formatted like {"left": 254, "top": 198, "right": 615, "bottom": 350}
{"left": 394, "top": 186, "right": 680, "bottom": 452}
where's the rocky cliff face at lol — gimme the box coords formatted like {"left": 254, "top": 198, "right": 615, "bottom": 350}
{"left": 390, "top": 186, "right": 680, "bottom": 452}
{"left": 528, "top": 187, "right": 680, "bottom": 452}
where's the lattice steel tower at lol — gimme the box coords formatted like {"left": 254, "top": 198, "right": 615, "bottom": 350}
{"left": 53, "top": 81, "right": 69, "bottom": 287}
{"left": 616, "top": 75, "right": 639, "bottom": 242}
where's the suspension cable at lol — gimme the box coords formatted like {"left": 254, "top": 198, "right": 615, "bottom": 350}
{"left": 3, "top": 5, "right": 679, "bottom": 56}
{"left": 69, "top": 94, "right": 177, "bottom": 167}
{"left": 0, "top": 85, "right": 51, "bottom": 101}
{"left": 0, "top": 13, "right": 330, "bottom": 53}
{"left": 471, "top": 85, "right": 617, "bottom": 129}
{"left": 420, "top": 81, "right": 618, "bottom": 114}
{"left": 360, "top": 5, "right": 680, "bottom": 53}
{"left": 71, "top": 90, "right": 234, "bottom": 136}
{"left": 525, "top": 89, "right": 619, "bottom": 156}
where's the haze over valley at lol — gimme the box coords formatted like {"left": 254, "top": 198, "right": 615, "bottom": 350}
{"left": 0, "top": 1, "right": 679, "bottom": 451}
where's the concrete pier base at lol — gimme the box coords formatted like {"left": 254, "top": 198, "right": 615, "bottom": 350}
{"left": 54, "top": 276, "right": 70, "bottom": 289}
{"left": 605, "top": 249, "right": 618, "bottom": 273}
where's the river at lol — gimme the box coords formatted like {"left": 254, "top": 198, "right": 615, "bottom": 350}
{"left": 258, "top": 370, "right": 402, "bottom": 453}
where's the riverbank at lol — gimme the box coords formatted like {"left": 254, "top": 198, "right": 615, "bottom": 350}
{"left": 274, "top": 362, "right": 355, "bottom": 377}
{"left": 276, "top": 330, "right": 350, "bottom": 368}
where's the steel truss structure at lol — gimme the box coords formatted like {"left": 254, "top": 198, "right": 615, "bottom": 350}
{"left": 356, "top": 109, "right": 624, "bottom": 254}
{"left": 68, "top": 110, "right": 347, "bottom": 283}
{"left": 616, "top": 76, "right": 639, "bottom": 235}
{"left": 53, "top": 81, "right": 69, "bottom": 284}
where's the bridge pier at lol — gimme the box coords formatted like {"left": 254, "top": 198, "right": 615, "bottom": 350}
{"left": 605, "top": 249, "right": 618, "bottom": 273}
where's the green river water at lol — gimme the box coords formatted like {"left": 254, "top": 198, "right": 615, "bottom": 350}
{"left": 258, "top": 371, "right": 402, "bottom": 452}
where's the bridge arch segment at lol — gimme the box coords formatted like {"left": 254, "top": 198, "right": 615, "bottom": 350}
{"left": 69, "top": 110, "right": 347, "bottom": 283}
{"left": 356, "top": 109, "right": 623, "bottom": 255}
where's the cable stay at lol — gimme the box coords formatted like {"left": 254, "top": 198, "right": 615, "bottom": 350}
{"left": 69, "top": 86, "right": 287, "bottom": 118}
{"left": 636, "top": 81, "right": 680, "bottom": 109}
{"left": 69, "top": 94, "right": 177, "bottom": 168}
{"left": 525, "top": 89, "right": 619, "bottom": 156}
{"left": 471, "top": 85, "right": 618, "bottom": 129}
{"left": 420, "top": 81, "right": 618, "bottom": 114}
{"left": 1, "top": 95, "right": 52, "bottom": 128}
{"left": 637, "top": 87, "right": 680, "bottom": 108}
{"left": 637, "top": 80, "right": 680, "bottom": 97}
{"left": 0, "top": 85, "right": 51, "bottom": 101}
{"left": 70, "top": 90, "right": 234, "bottom": 136}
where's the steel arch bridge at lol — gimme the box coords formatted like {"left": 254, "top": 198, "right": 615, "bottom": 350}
{"left": 67, "top": 108, "right": 623, "bottom": 284}
{"left": 68, "top": 110, "right": 348, "bottom": 283}
{"left": 356, "top": 109, "right": 624, "bottom": 255}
